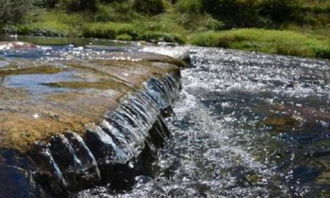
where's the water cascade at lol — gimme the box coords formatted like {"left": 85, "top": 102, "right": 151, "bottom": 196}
{"left": 0, "top": 42, "right": 185, "bottom": 197}
{"left": 1, "top": 41, "right": 329, "bottom": 197}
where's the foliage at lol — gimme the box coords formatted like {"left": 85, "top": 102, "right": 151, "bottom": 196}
{"left": 258, "top": 0, "right": 301, "bottom": 23}
{"left": 135, "top": 31, "right": 184, "bottom": 43}
{"left": 176, "top": 0, "right": 203, "bottom": 13}
{"left": 34, "top": 0, "right": 59, "bottom": 8}
{"left": 82, "top": 21, "right": 184, "bottom": 43}
{"left": 115, "top": 33, "right": 133, "bottom": 40}
{"left": 94, "top": 2, "right": 138, "bottom": 22}
{"left": 0, "top": 0, "right": 35, "bottom": 23}
{"left": 1, "top": 0, "right": 329, "bottom": 59}
{"left": 58, "top": 0, "right": 98, "bottom": 11}
{"left": 202, "top": 0, "right": 264, "bottom": 27}
{"left": 16, "top": 11, "right": 84, "bottom": 37}
{"left": 83, "top": 22, "right": 136, "bottom": 39}
{"left": 133, "top": 0, "right": 164, "bottom": 15}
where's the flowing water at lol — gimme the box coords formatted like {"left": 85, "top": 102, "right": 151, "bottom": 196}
{"left": 1, "top": 37, "right": 330, "bottom": 197}
{"left": 105, "top": 47, "right": 329, "bottom": 198}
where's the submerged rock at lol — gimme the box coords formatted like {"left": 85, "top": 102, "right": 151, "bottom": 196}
{"left": 0, "top": 49, "right": 185, "bottom": 196}
{"left": 0, "top": 41, "right": 38, "bottom": 50}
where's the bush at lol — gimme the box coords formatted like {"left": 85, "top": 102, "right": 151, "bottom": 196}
{"left": 83, "top": 22, "right": 137, "bottom": 39}
{"left": 1, "top": 25, "right": 18, "bottom": 34}
{"left": 34, "top": 0, "right": 59, "bottom": 8}
{"left": 0, "top": 0, "right": 35, "bottom": 23}
{"left": 59, "top": 0, "right": 97, "bottom": 11}
{"left": 202, "top": 0, "right": 264, "bottom": 27}
{"left": 133, "top": 0, "right": 164, "bottom": 15}
{"left": 83, "top": 21, "right": 184, "bottom": 43}
{"left": 116, "top": 34, "right": 133, "bottom": 40}
{"left": 176, "top": 0, "right": 203, "bottom": 13}
{"left": 176, "top": 13, "right": 223, "bottom": 31}
{"left": 15, "top": 11, "right": 83, "bottom": 36}
{"left": 94, "top": 2, "right": 138, "bottom": 22}
{"left": 18, "top": 21, "right": 72, "bottom": 36}
{"left": 315, "top": 46, "right": 330, "bottom": 59}
{"left": 136, "top": 31, "right": 184, "bottom": 43}
{"left": 258, "top": 0, "right": 301, "bottom": 23}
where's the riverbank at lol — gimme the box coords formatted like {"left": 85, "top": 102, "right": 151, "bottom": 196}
{"left": 5, "top": 27, "right": 329, "bottom": 59}
{"left": 191, "top": 29, "right": 330, "bottom": 59}
{"left": 1, "top": 0, "right": 329, "bottom": 59}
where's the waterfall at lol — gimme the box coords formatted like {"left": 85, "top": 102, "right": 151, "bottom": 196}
{"left": 20, "top": 73, "right": 182, "bottom": 196}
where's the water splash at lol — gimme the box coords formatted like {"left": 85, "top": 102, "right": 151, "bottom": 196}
{"left": 101, "top": 46, "right": 330, "bottom": 197}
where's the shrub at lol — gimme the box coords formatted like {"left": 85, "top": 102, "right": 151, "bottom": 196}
{"left": 0, "top": 0, "right": 35, "bottom": 23}
{"left": 0, "top": 25, "right": 18, "bottom": 34}
{"left": 176, "top": 13, "right": 223, "bottom": 31}
{"left": 116, "top": 34, "right": 133, "bottom": 40}
{"left": 34, "top": 0, "right": 59, "bottom": 8}
{"left": 83, "top": 22, "right": 137, "bottom": 39}
{"left": 136, "top": 31, "right": 184, "bottom": 43}
{"left": 94, "top": 2, "right": 138, "bottom": 22}
{"left": 133, "top": 0, "right": 164, "bottom": 15}
{"left": 258, "top": 0, "right": 301, "bottom": 23}
{"left": 315, "top": 46, "right": 330, "bottom": 59}
{"left": 59, "top": 0, "right": 97, "bottom": 11}
{"left": 15, "top": 11, "right": 83, "bottom": 36}
{"left": 202, "top": 0, "right": 264, "bottom": 27}
{"left": 19, "top": 21, "right": 71, "bottom": 36}
{"left": 176, "top": 0, "right": 203, "bottom": 13}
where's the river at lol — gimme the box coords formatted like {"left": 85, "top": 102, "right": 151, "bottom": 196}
{"left": 76, "top": 46, "right": 330, "bottom": 197}
{"left": 1, "top": 37, "right": 330, "bottom": 197}
{"left": 113, "top": 47, "right": 330, "bottom": 197}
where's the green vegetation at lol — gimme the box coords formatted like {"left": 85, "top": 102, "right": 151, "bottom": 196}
{"left": 191, "top": 29, "right": 330, "bottom": 59}
{"left": 0, "top": 0, "right": 329, "bottom": 59}
{"left": 0, "top": 0, "right": 35, "bottom": 23}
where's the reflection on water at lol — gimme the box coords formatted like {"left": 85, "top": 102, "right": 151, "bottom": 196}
{"left": 0, "top": 35, "right": 141, "bottom": 60}
{"left": 0, "top": 35, "right": 134, "bottom": 47}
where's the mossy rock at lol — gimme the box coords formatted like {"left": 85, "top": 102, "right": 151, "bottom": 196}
{"left": 263, "top": 115, "right": 299, "bottom": 131}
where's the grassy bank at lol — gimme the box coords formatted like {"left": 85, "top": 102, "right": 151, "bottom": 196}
{"left": 0, "top": 0, "right": 329, "bottom": 59}
{"left": 191, "top": 29, "right": 330, "bottom": 59}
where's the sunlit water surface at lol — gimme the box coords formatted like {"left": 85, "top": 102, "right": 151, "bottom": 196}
{"left": 110, "top": 47, "right": 330, "bottom": 198}
{"left": 1, "top": 40, "right": 330, "bottom": 197}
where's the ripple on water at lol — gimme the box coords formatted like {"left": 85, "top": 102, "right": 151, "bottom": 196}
{"left": 99, "top": 47, "right": 329, "bottom": 198}
{"left": 16, "top": 46, "right": 325, "bottom": 197}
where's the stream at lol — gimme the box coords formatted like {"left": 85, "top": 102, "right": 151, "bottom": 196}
{"left": 1, "top": 37, "right": 330, "bottom": 197}
{"left": 111, "top": 47, "right": 330, "bottom": 198}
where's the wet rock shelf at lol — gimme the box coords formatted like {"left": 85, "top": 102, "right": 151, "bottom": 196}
{"left": 0, "top": 42, "right": 186, "bottom": 197}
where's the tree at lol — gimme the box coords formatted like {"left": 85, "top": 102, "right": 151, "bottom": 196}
{"left": 59, "top": 0, "right": 98, "bottom": 11}
{"left": 203, "top": 0, "right": 262, "bottom": 27}
{"left": 259, "top": 0, "right": 300, "bottom": 23}
{"left": 0, "top": 0, "right": 35, "bottom": 23}
{"left": 133, "top": 0, "right": 164, "bottom": 15}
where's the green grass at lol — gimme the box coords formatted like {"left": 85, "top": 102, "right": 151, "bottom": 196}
{"left": 83, "top": 22, "right": 136, "bottom": 39}
{"left": 16, "top": 10, "right": 84, "bottom": 37}
{"left": 82, "top": 21, "right": 184, "bottom": 43}
{"left": 1, "top": 0, "right": 329, "bottom": 59}
{"left": 191, "top": 29, "right": 330, "bottom": 59}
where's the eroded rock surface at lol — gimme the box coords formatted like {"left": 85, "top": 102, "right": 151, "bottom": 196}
{"left": 0, "top": 52, "right": 182, "bottom": 152}
{"left": 0, "top": 47, "right": 185, "bottom": 197}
